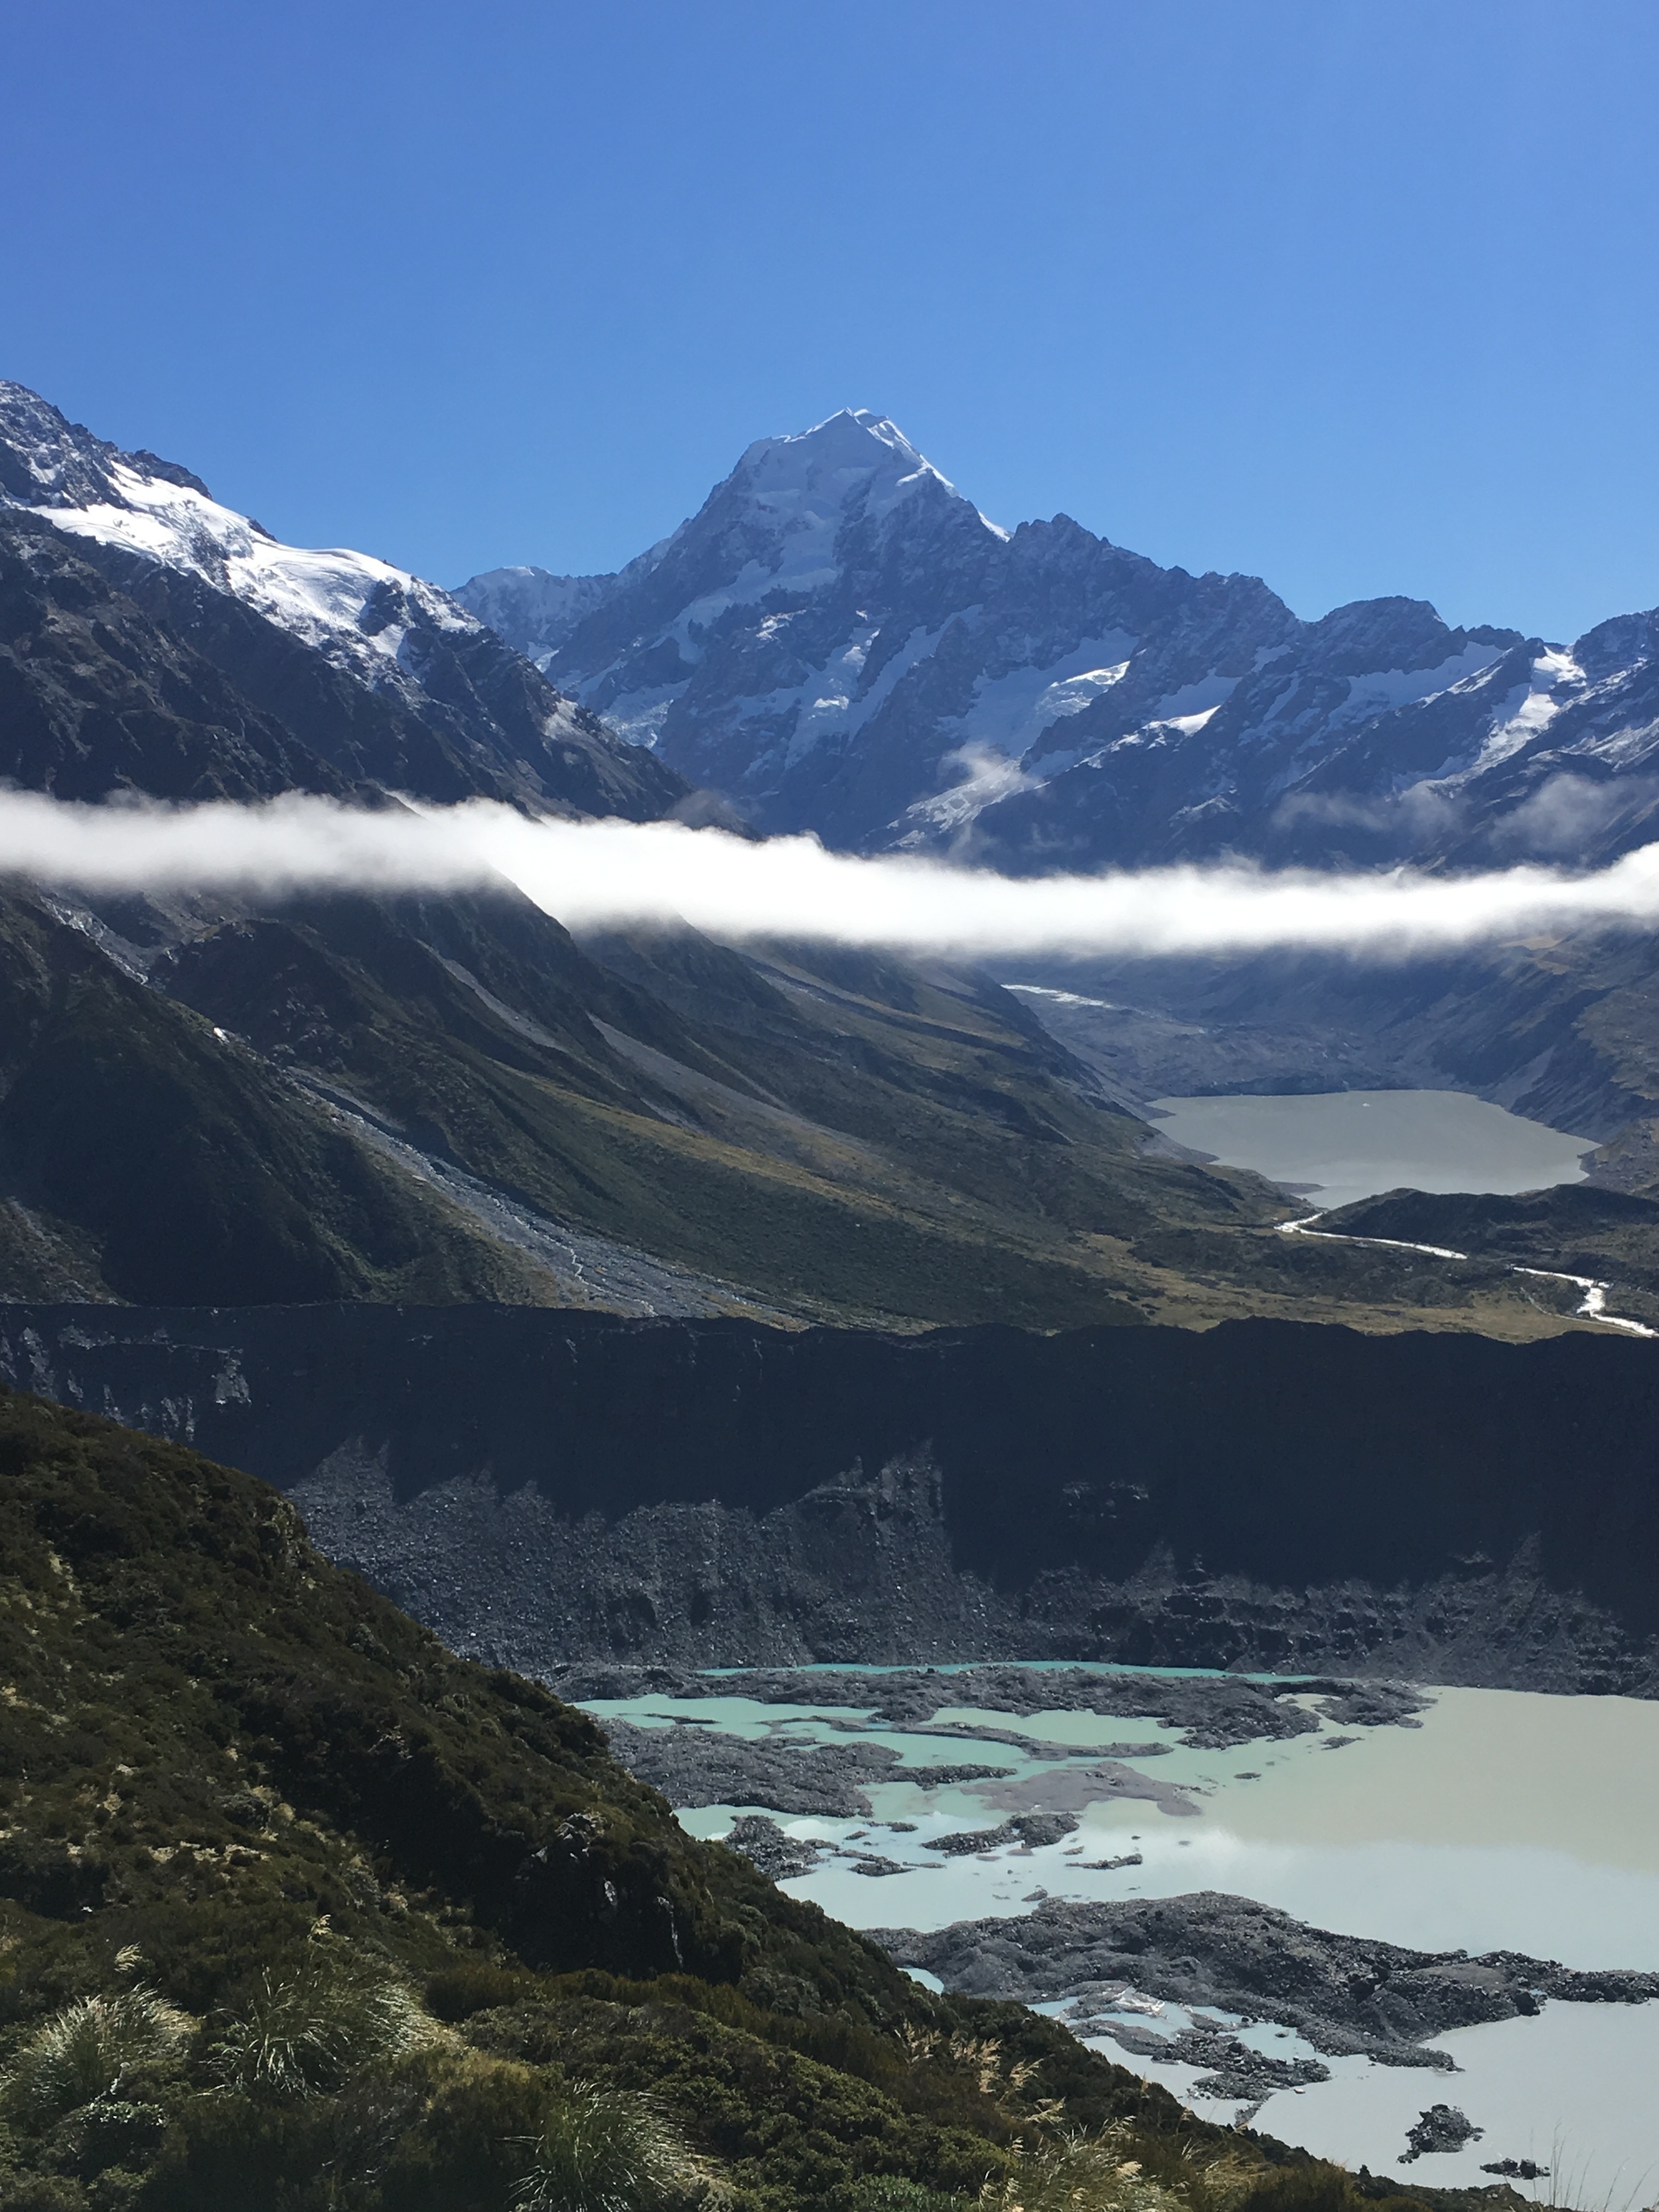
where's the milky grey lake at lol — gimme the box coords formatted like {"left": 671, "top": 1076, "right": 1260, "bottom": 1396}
{"left": 1148, "top": 1088, "right": 1597, "bottom": 1211}
{"left": 588, "top": 1674, "right": 1659, "bottom": 2197}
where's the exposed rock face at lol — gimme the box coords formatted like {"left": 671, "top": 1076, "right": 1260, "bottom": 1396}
{"left": 4, "top": 1304, "right": 1659, "bottom": 1691}
{"left": 1402, "top": 2105, "right": 1484, "bottom": 2162}
{"left": 458, "top": 407, "right": 1659, "bottom": 873}
{"left": 867, "top": 1893, "right": 1659, "bottom": 2064}
{"left": 595, "top": 1718, "right": 1005, "bottom": 1818}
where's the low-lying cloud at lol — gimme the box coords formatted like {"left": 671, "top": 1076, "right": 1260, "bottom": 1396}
{"left": 5, "top": 790, "right": 1659, "bottom": 960}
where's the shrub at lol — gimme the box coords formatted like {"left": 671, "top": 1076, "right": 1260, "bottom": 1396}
{"left": 426, "top": 1964, "right": 538, "bottom": 2024}
{"left": 0, "top": 2177, "right": 92, "bottom": 2210}
{"left": 1230, "top": 2174, "right": 1427, "bottom": 2212}
{"left": 845, "top": 2181, "right": 964, "bottom": 2212}
{"left": 378, "top": 2054, "right": 572, "bottom": 2212}
{"left": 149, "top": 2065, "right": 433, "bottom": 2212}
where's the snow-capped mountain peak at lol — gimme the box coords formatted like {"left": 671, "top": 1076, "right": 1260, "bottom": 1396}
{"left": 728, "top": 407, "right": 958, "bottom": 532}
{"left": 458, "top": 406, "right": 1295, "bottom": 830}
{"left": 457, "top": 406, "right": 1659, "bottom": 869}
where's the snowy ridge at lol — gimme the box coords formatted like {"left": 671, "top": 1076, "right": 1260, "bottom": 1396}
{"left": 0, "top": 382, "right": 482, "bottom": 694}
{"left": 0, "top": 378, "right": 687, "bottom": 821}
{"left": 49, "top": 461, "right": 473, "bottom": 660}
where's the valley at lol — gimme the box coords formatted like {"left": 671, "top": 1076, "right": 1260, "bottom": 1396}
{"left": 5, "top": 371, "right": 1659, "bottom": 2205}
{"left": 15, "top": 1, "right": 1659, "bottom": 2201}
{"left": 8, "top": 380, "right": 1659, "bottom": 1343}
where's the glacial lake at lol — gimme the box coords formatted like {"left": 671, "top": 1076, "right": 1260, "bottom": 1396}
{"left": 1147, "top": 1088, "right": 1597, "bottom": 1212}
{"left": 583, "top": 1673, "right": 1659, "bottom": 2197}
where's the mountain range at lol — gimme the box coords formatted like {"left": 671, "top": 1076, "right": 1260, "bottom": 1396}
{"left": 461, "top": 408, "right": 1659, "bottom": 1187}
{"left": 0, "top": 379, "right": 1299, "bottom": 1333}
{"left": 458, "top": 407, "right": 1659, "bottom": 873}
{"left": 3, "top": 374, "right": 1659, "bottom": 1339}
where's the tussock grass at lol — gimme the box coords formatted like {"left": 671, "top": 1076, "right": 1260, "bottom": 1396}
{"left": 207, "top": 1958, "right": 431, "bottom": 2099}
{"left": 510, "top": 2080, "right": 725, "bottom": 2212}
{"left": 978, "top": 2128, "right": 1184, "bottom": 2212}
{"left": 1, "top": 1987, "right": 193, "bottom": 2124}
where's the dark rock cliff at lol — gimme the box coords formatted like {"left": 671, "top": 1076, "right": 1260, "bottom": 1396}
{"left": 3, "top": 1303, "right": 1657, "bottom": 1691}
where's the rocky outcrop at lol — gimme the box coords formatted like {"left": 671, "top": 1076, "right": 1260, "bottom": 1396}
{"left": 868, "top": 1893, "right": 1659, "bottom": 2064}
{"left": 1402, "top": 2106, "right": 1483, "bottom": 2162}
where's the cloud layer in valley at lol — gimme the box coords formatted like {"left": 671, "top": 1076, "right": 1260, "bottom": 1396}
{"left": 5, "top": 790, "right": 1659, "bottom": 961}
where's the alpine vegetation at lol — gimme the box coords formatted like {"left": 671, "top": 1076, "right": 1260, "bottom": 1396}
{"left": 2, "top": 1988, "right": 194, "bottom": 2127}
{"left": 206, "top": 1957, "right": 432, "bottom": 2100}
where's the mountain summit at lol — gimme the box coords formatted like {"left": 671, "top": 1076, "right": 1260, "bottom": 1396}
{"left": 459, "top": 415, "right": 1659, "bottom": 872}
{"left": 723, "top": 407, "right": 967, "bottom": 534}
{"left": 461, "top": 404, "right": 1005, "bottom": 782}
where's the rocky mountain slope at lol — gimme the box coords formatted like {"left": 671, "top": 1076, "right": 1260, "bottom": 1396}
{"left": 6, "top": 1305, "right": 1658, "bottom": 1694}
{"left": 0, "top": 382, "right": 689, "bottom": 819}
{"left": 459, "top": 409, "right": 1659, "bottom": 873}
{"left": 3, "top": 859, "right": 1333, "bottom": 1325}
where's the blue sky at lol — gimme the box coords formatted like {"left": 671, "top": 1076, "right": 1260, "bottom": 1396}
{"left": 3, "top": 0, "right": 1656, "bottom": 642}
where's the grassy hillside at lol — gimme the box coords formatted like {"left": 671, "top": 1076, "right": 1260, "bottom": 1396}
{"left": 0, "top": 899, "right": 561, "bottom": 1307}
{"left": 0, "top": 881, "right": 1253, "bottom": 1329}
{"left": 2, "top": 875, "right": 1631, "bottom": 1337}
{"left": 0, "top": 1388, "right": 1507, "bottom": 2212}
{"left": 156, "top": 893, "right": 1269, "bottom": 1329}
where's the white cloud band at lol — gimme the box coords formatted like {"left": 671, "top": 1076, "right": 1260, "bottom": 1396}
{"left": 4, "top": 790, "right": 1659, "bottom": 960}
